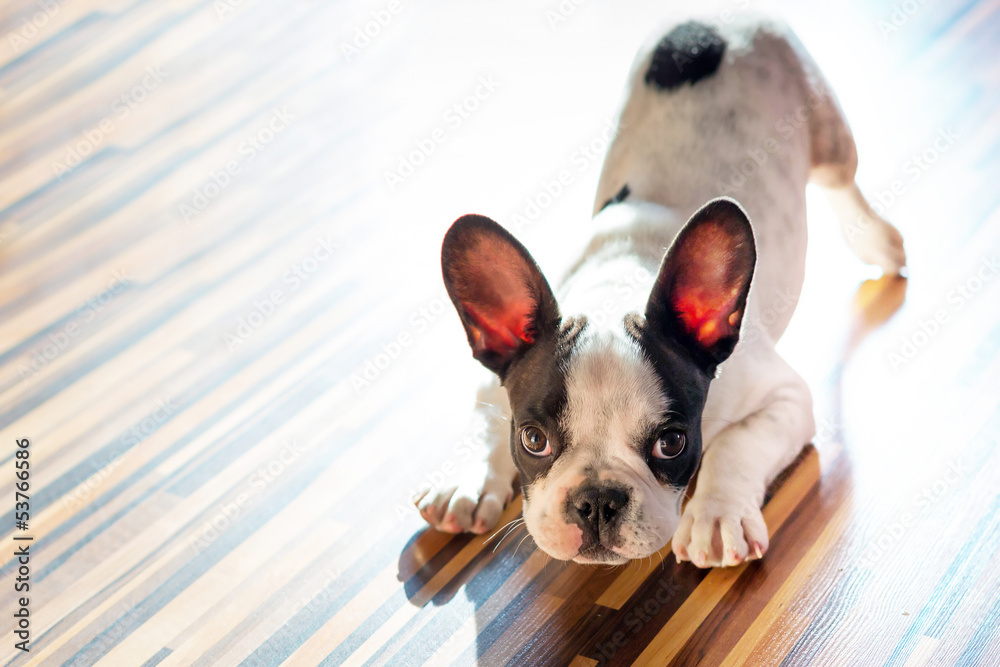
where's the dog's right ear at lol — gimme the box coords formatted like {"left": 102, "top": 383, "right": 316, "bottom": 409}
{"left": 442, "top": 215, "right": 560, "bottom": 377}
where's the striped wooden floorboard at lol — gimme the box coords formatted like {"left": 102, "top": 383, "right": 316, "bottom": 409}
{"left": 2, "top": 0, "right": 999, "bottom": 664}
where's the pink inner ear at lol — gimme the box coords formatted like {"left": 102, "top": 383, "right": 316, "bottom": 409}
{"left": 464, "top": 299, "right": 535, "bottom": 357}
{"left": 673, "top": 291, "right": 741, "bottom": 347}
{"left": 669, "top": 222, "right": 747, "bottom": 347}
{"left": 454, "top": 234, "right": 539, "bottom": 358}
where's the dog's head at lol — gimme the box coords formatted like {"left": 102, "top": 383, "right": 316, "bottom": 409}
{"left": 441, "top": 198, "right": 756, "bottom": 563}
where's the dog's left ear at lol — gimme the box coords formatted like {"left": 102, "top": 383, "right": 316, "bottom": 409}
{"left": 645, "top": 197, "right": 756, "bottom": 368}
{"left": 442, "top": 214, "right": 560, "bottom": 377}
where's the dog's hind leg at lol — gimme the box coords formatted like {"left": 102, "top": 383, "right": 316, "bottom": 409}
{"left": 787, "top": 31, "right": 907, "bottom": 274}
{"left": 824, "top": 182, "right": 907, "bottom": 274}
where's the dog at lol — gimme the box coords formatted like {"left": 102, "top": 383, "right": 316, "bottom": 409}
{"left": 414, "top": 17, "right": 905, "bottom": 567}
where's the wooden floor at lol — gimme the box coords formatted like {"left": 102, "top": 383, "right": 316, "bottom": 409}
{"left": 2, "top": 0, "right": 999, "bottom": 665}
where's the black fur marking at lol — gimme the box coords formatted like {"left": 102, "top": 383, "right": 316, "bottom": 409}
{"left": 599, "top": 184, "right": 630, "bottom": 212}
{"left": 633, "top": 326, "right": 710, "bottom": 490}
{"left": 504, "top": 316, "right": 578, "bottom": 495}
{"left": 644, "top": 21, "right": 726, "bottom": 91}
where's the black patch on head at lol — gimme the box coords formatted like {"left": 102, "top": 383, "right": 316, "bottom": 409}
{"left": 644, "top": 21, "right": 726, "bottom": 91}
{"left": 599, "top": 184, "right": 631, "bottom": 212}
{"left": 503, "top": 317, "right": 588, "bottom": 497}
{"left": 625, "top": 315, "right": 709, "bottom": 490}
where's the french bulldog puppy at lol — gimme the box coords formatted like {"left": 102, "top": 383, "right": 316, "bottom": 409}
{"left": 415, "top": 17, "right": 904, "bottom": 567}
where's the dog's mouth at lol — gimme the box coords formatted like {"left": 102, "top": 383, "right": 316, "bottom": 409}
{"left": 571, "top": 544, "right": 629, "bottom": 565}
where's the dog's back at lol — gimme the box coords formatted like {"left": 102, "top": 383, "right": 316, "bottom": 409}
{"left": 592, "top": 16, "right": 861, "bottom": 341}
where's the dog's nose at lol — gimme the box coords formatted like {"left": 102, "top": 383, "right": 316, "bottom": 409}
{"left": 571, "top": 485, "right": 629, "bottom": 532}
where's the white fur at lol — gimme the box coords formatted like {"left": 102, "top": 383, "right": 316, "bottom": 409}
{"left": 523, "top": 329, "right": 683, "bottom": 563}
{"left": 562, "top": 330, "right": 665, "bottom": 449}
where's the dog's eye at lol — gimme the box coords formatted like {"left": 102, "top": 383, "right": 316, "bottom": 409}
{"left": 652, "top": 430, "right": 686, "bottom": 460}
{"left": 520, "top": 426, "right": 551, "bottom": 456}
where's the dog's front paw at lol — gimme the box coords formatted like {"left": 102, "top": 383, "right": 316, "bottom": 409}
{"left": 672, "top": 493, "right": 769, "bottom": 568}
{"left": 413, "top": 467, "right": 513, "bottom": 535}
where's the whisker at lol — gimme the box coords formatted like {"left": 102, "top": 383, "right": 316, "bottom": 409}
{"left": 474, "top": 401, "right": 510, "bottom": 421}
{"left": 489, "top": 517, "right": 525, "bottom": 553}
{"left": 497, "top": 522, "right": 526, "bottom": 552}
{"left": 485, "top": 518, "right": 518, "bottom": 545}
{"left": 513, "top": 533, "right": 535, "bottom": 559}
